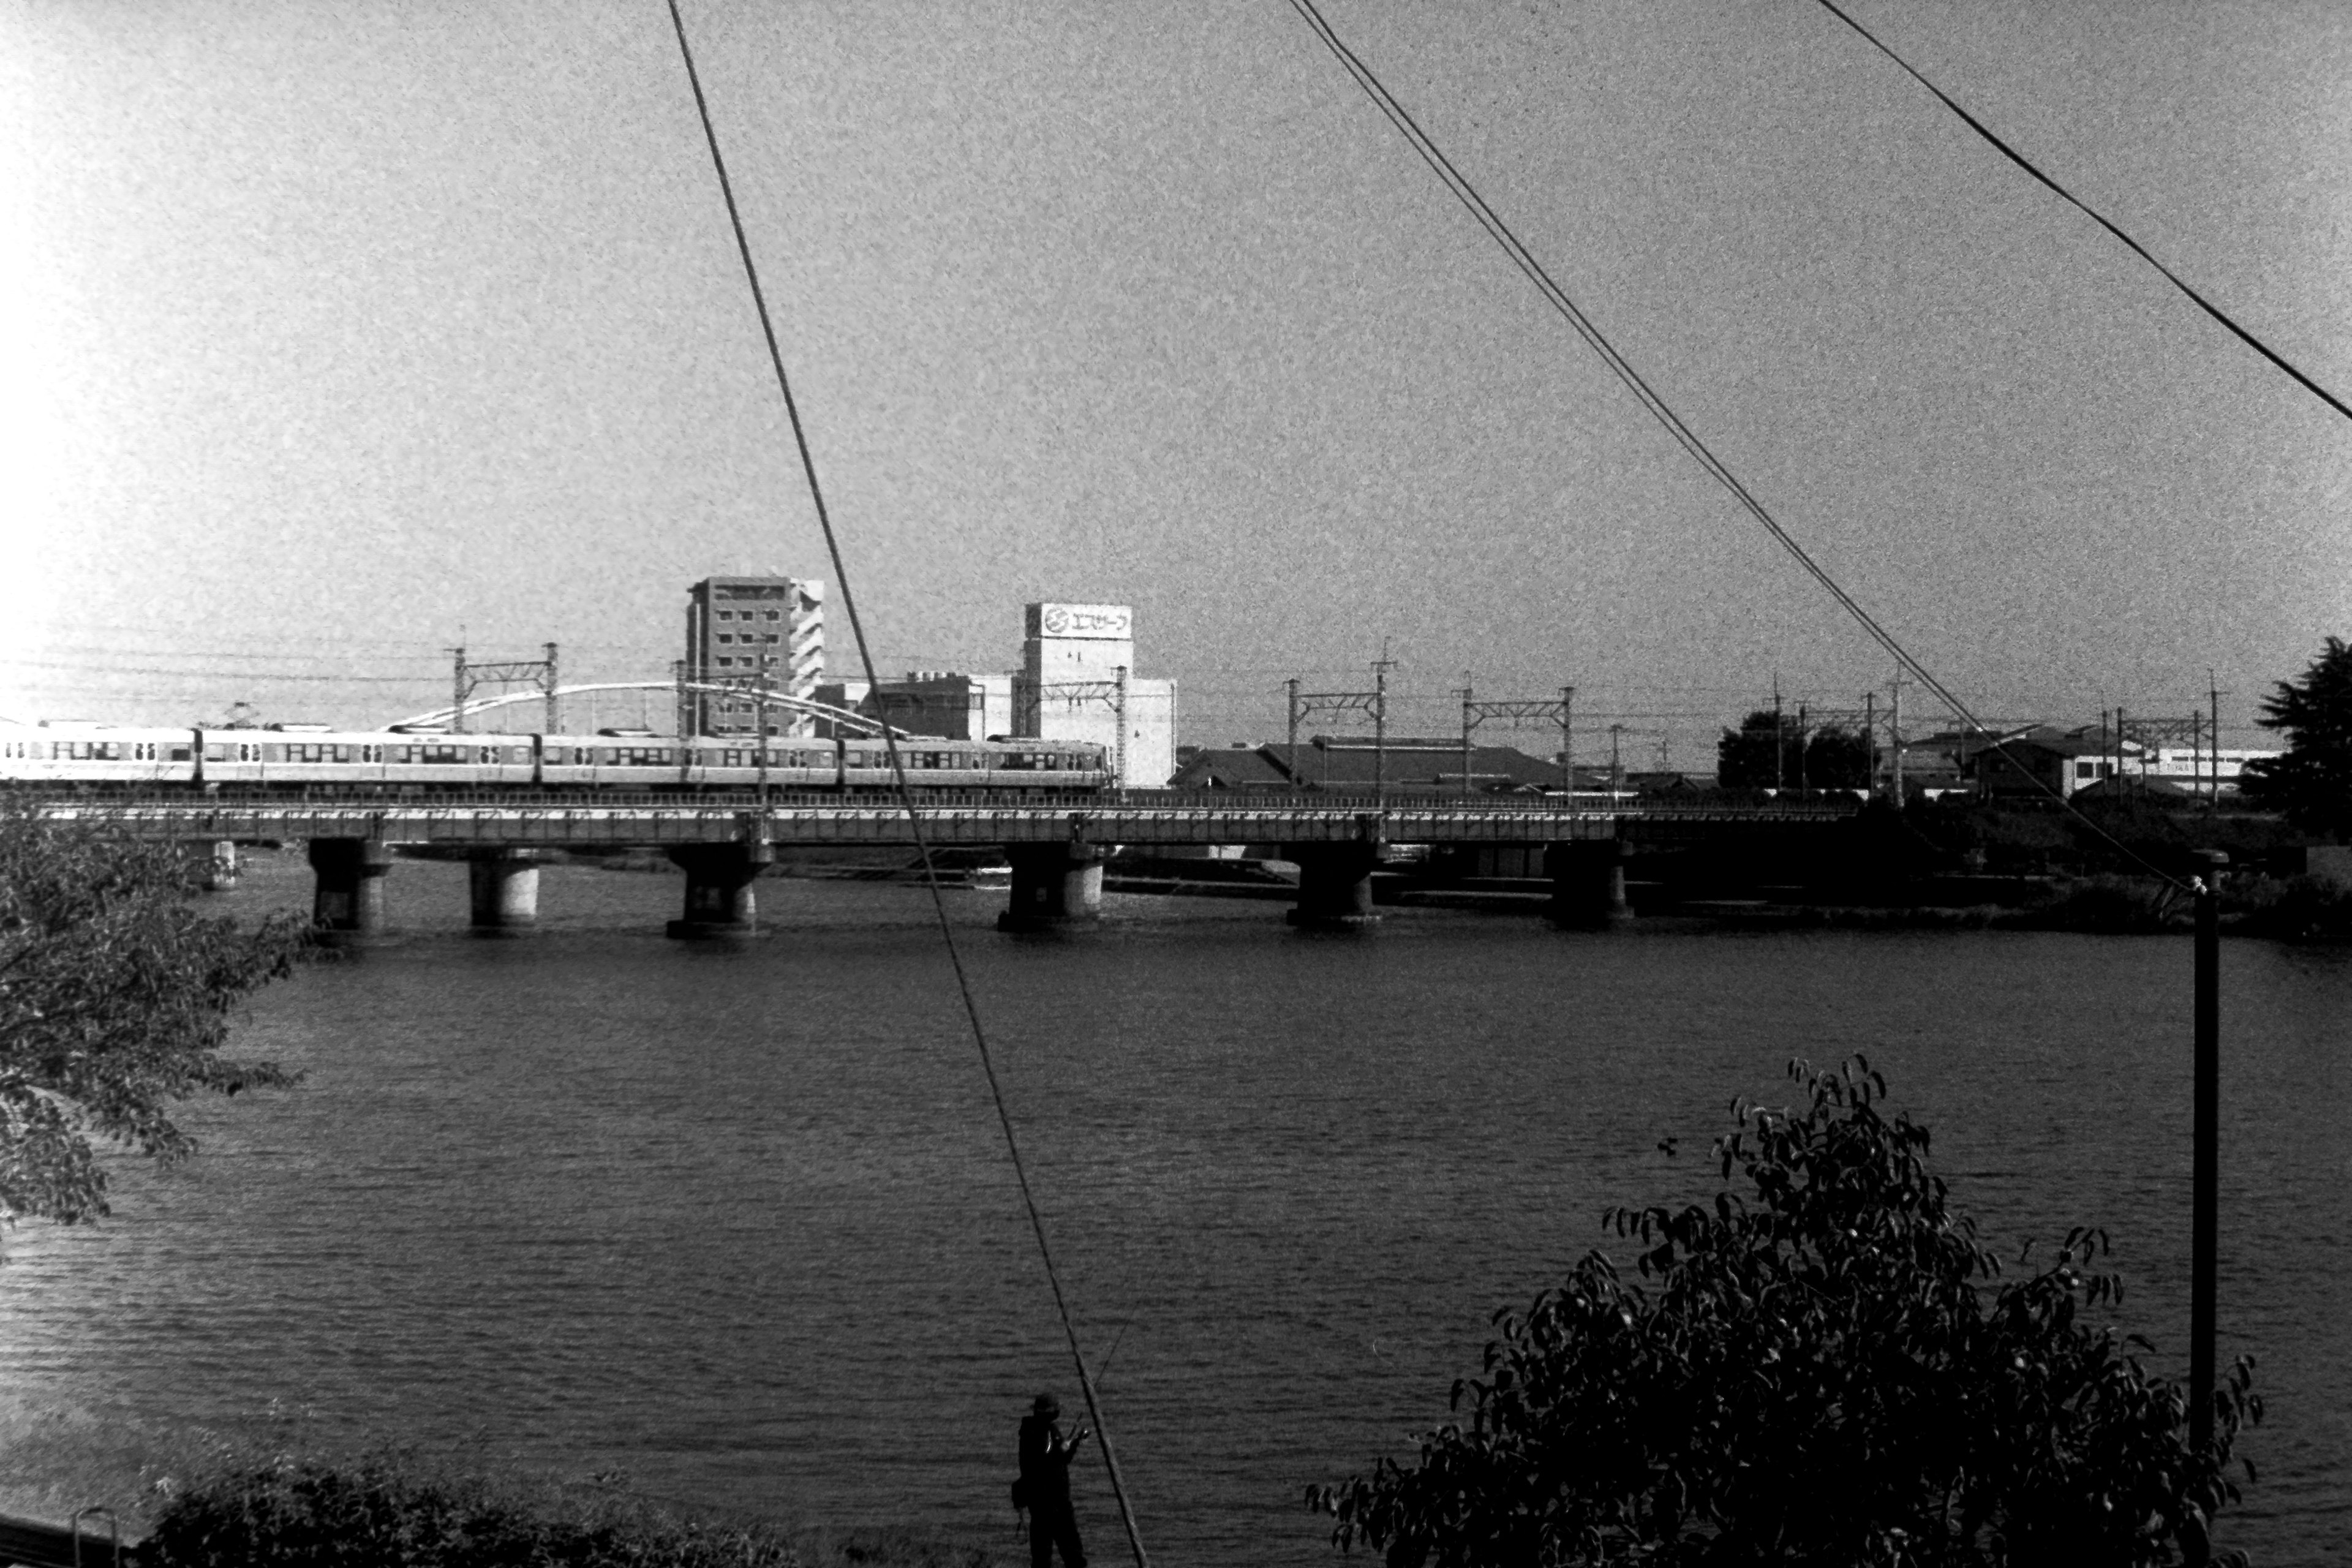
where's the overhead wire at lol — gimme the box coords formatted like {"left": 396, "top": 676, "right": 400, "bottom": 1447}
{"left": 659, "top": 6, "right": 1150, "bottom": 1563}
{"left": 1279, "top": 0, "right": 2192, "bottom": 889}
{"left": 1811, "top": 0, "right": 2352, "bottom": 429}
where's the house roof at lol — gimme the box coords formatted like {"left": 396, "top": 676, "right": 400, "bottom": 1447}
{"left": 1275, "top": 734, "right": 1563, "bottom": 791}
{"left": 1165, "top": 747, "right": 1294, "bottom": 790}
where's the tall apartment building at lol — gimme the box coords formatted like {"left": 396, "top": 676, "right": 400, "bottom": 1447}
{"left": 682, "top": 576, "right": 824, "bottom": 736}
{"left": 1012, "top": 602, "right": 1176, "bottom": 786}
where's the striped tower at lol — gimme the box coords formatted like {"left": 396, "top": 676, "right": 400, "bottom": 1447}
{"left": 784, "top": 579, "right": 825, "bottom": 736}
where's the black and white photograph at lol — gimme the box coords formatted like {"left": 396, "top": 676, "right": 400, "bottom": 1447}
{"left": 2, "top": 4, "right": 2347, "bottom": 1564}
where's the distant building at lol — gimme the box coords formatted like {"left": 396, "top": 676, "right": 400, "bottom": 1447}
{"left": 1968, "top": 726, "right": 2138, "bottom": 801}
{"left": 684, "top": 576, "right": 824, "bottom": 736}
{"left": 853, "top": 671, "right": 1014, "bottom": 741}
{"left": 2141, "top": 745, "right": 2277, "bottom": 796}
{"left": 1166, "top": 734, "right": 1566, "bottom": 795}
{"left": 1012, "top": 603, "right": 1176, "bottom": 788}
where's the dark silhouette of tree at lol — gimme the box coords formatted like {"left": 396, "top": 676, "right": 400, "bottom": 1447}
{"left": 1, "top": 807, "right": 306, "bottom": 1225}
{"left": 1804, "top": 726, "right": 1872, "bottom": 791}
{"left": 1715, "top": 710, "right": 1800, "bottom": 790}
{"left": 1311, "top": 1060, "right": 2260, "bottom": 1567}
{"left": 2239, "top": 635, "right": 2352, "bottom": 840}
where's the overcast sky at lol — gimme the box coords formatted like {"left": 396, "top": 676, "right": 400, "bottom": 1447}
{"left": 4, "top": 1, "right": 2347, "bottom": 760}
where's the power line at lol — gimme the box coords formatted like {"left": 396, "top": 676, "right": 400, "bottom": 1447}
{"left": 661, "top": 6, "right": 1148, "bottom": 1563}
{"left": 1278, "top": 0, "right": 2190, "bottom": 889}
{"left": 1812, "top": 0, "right": 2352, "bottom": 428}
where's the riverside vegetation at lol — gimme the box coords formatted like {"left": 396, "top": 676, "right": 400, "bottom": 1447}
{"left": 1312, "top": 1060, "right": 2262, "bottom": 1567}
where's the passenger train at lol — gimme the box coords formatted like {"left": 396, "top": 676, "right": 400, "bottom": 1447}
{"left": 0, "top": 722, "right": 1114, "bottom": 796}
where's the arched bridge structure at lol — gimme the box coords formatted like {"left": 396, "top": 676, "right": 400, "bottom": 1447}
{"left": 390, "top": 680, "right": 905, "bottom": 739}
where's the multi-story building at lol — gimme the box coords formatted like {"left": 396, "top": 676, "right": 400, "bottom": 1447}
{"left": 857, "top": 671, "right": 1014, "bottom": 741}
{"left": 1011, "top": 602, "right": 1175, "bottom": 787}
{"left": 682, "top": 576, "right": 824, "bottom": 736}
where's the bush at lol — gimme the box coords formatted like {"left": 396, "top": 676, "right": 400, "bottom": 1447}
{"left": 1310, "top": 1060, "right": 2260, "bottom": 1567}
{"left": 145, "top": 1450, "right": 1006, "bottom": 1568}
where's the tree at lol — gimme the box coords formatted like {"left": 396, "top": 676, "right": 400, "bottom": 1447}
{"left": 1804, "top": 726, "right": 1872, "bottom": 791}
{"left": 1716, "top": 710, "right": 1800, "bottom": 790}
{"left": 2239, "top": 635, "right": 2352, "bottom": 840}
{"left": 1, "top": 807, "right": 306, "bottom": 1226}
{"left": 1310, "top": 1060, "right": 2260, "bottom": 1567}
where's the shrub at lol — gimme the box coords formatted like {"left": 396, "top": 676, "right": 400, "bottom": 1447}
{"left": 145, "top": 1450, "right": 1006, "bottom": 1568}
{"left": 1310, "top": 1060, "right": 2259, "bottom": 1567}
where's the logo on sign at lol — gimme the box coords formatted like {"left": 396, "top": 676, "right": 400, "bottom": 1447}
{"left": 1038, "top": 604, "right": 1131, "bottom": 638}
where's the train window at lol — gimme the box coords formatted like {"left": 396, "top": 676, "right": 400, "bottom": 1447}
{"left": 171, "top": 746, "right": 190, "bottom": 761}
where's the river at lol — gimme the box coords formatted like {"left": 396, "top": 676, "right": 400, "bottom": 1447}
{"left": 0, "top": 851, "right": 2344, "bottom": 1564}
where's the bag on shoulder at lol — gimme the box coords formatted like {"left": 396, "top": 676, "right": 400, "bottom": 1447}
{"left": 1010, "top": 1475, "right": 1031, "bottom": 1512}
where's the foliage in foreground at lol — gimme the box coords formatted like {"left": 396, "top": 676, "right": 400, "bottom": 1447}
{"left": 0, "top": 807, "right": 307, "bottom": 1224}
{"left": 1311, "top": 1060, "right": 2260, "bottom": 1567}
{"left": 145, "top": 1452, "right": 1008, "bottom": 1568}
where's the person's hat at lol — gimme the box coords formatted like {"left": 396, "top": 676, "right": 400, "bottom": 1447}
{"left": 1032, "top": 1392, "right": 1061, "bottom": 1414}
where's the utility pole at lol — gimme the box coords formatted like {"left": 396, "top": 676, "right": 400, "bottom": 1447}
{"left": 1371, "top": 647, "right": 1397, "bottom": 807}
{"left": 1889, "top": 671, "right": 1905, "bottom": 807}
{"left": 1863, "top": 690, "right": 1877, "bottom": 803}
{"left": 1561, "top": 685, "right": 1575, "bottom": 803}
{"left": 1608, "top": 722, "right": 1624, "bottom": 797}
{"left": 1796, "top": 702, "right": 1809, "bottom": 797}
{"left": 451, "top": 646, "right": 468, "bottom": 734}
{"left": 1457, "top": 676, "right": 1475, "bottom": 801}
{"left": 1773, "top": 673, "right": 1784, "bottom": 793}
{"left": 1287, "top": 677, "right": 1302, "bottom": 792}
{"left": 1115, "top": 664, "right": 1130, "bottom": 790}
{"left": 2190, "top": 850, "right": 2226, "bottom": 1488}
{"left": 2209, "top": 672, "right": 2223, "bottom": 812}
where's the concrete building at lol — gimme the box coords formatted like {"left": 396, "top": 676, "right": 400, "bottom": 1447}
{"left": 854, "top": 671, "right": 1014, "bottom": 741}
{"left": 1012, "top": 603, "right": 1176, "bottom": 787}
{"left": 2141, "top": 745, "right": 2278, "bottom": 796}
{"left": 683, "top": 576, "right": 824, "bottom": 736}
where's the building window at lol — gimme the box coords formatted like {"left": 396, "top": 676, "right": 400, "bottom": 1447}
{"left": 717, "top": 633, "right": 733, "bottom": 644}
{"left": 717, "top": 609, "right": 734, "bottom": 621}
{"left": 764, "top": 609, "right": 781, "bottom": 621}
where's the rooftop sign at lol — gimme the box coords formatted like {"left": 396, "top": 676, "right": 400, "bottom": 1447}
{"left": 1028, "top": 602, "right": 1133, "bottom": 641}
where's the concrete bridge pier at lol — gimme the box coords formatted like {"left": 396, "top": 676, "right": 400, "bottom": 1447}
{"left": 998, "top": 843, "right": 1106, "bottom": 930}
{"left": 308, "top": 837, "right": 393, "bottom": 938}
{"left": 202, "top": 840, "right": 240, "bottom": 892}
{"left": 1284, "top": 843, "right": 1381, "bottom": 928}
{"left": 666, "top": 842, "right": 772, "bottom": 938}
{"left": 1545, "top": 840, "right": 1634, "bottom": 928}
{"left": 467, "top": 848, "right": 542, "bottom": 935}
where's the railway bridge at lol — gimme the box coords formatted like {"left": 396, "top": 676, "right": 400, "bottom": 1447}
{"left": 39, "top": 791, "right": 1857, "bottom": 936}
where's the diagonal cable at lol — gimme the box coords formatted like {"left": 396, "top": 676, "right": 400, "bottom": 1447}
{"left": 1813, "top": 0, "right": 2352, "bottom": 427}
{"left": 662, "top": 6, "right": 1150, "bottom": 1561}
{"left": 1281, "top": 0, "right": 2188, "bottom": 888}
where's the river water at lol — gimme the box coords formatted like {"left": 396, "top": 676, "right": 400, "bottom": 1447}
{"left": 0, "top": 852, "right": 2345, "bottom": 1564}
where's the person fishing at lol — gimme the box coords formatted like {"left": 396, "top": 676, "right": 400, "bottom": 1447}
{"left": 1016, "top": 1392, "right": 1090, "bottom": 1567}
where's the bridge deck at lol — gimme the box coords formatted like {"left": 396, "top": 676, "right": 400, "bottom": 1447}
{"left": 32, "top": 791, "right": 1855, "bottom": 847}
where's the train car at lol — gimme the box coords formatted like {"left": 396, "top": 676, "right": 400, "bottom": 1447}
{"left": 676, "top": 736, "right": 842, "bottom": 791}
{"left": 196, "top": 728, "right": 537, "bottom": 790}
{"left": 840, "top": 736, "right": 1111, "bottom": 793}
{"left": 0, "top": 723, "right": 198, "bottom": 786}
